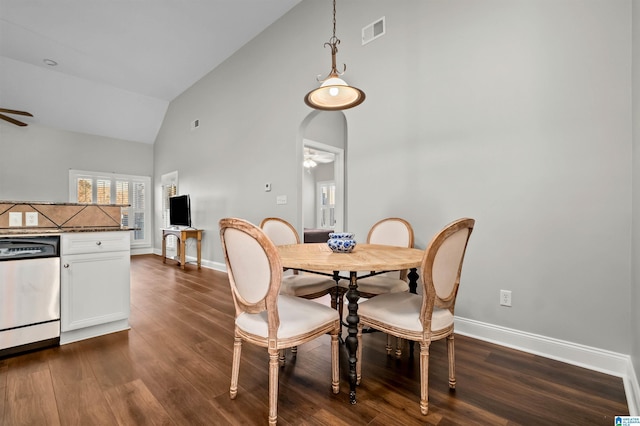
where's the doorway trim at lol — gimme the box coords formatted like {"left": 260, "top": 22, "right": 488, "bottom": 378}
{"left": 302, "top": 139, "right": 344, "bottom": 234}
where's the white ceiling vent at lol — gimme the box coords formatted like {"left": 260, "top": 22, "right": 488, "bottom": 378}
{"left": 362, "top": 16, "right": 385, "bottom": 45}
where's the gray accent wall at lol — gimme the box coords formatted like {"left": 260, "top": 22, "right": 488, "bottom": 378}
{"left": 0, "top": 124, "right": 153, "bottom": 201}
{"left": 155, "top": 0, "right": 634, "bottom": 356}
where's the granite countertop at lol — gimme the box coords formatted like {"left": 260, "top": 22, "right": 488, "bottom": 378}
{"left": 0, "top": 227, "right": 134, "bottom": 236}
{"left": 0, "top": 201, "right": 130, "bottom": 207}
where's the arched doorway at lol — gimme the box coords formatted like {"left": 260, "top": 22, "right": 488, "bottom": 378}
{"left": 297, "top": 111, "right": 347, "bottom": 238}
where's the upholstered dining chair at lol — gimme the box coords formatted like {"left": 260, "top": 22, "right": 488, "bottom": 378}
{"left": 219, "top": 218, "right": 340, "bottom": 425}
{"left": 260, "top": 217, "right": 339, "bottom": 309}
{"left": 356, "top": 217, "right": 475, "bottom": 416}
{"left": 338, "top": 217, "right": 414, "bottom": 355}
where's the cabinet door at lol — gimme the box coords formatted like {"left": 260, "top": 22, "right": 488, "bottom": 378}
{"left": 61, "top": 251, "right": 130, "bottom": 332}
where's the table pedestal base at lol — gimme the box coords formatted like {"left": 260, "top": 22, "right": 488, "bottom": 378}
{"left": 345, "top": 271, "right": 360, "bottom": 404}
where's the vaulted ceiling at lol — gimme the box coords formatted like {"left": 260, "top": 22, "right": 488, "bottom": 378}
{"left": 0, "top": 0, "right": 301, "bottom": 143}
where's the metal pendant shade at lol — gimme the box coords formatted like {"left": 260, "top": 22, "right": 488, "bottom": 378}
{"left": 304, "top": 0, "right": 365, "bottom": 111}
{"left": 305, "top": 74, "right": 365, "bottom": 111}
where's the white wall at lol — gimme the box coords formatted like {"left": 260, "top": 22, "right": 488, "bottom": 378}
{"left": 352, "top": 1, "right": 633, "bottom": 353}
{"left": 0, "top": 123, "right": 154, "bottom": 201}
{"left": 154, "top": 0, "right": 633, "bottom": 359}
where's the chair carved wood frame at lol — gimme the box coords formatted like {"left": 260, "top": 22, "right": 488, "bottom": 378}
{"left": 260, "top": 217, "right": 343, "bottom": 329}
{"left": 356, "top": 217, "right": 475, "bottom": 415}
{"left": 220, "top": 218, "right": 340, "bottom": 425}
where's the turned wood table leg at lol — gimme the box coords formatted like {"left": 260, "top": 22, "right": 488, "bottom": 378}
{"left": 408, "top": 267, "right": 419, "bottom": 294}
{"left": 345, "top": 270, "right": 360, "bottom": 404}
{"left": 408, "top": 267, "right": 419, "bottom": 355}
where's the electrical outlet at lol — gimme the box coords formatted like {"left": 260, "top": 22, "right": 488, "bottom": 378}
{"left": 25, "top": 212, "right": 38, "bottom": 226}
{"left": 9, "top": 212, "right": 22, "bottom": 227}
{"left": 500, "top": 290, "right": 512, "bottom": 307}
{"left": 276, "top": 195, "right": 287, "bottom": 205}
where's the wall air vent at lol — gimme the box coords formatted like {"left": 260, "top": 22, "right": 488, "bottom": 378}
{"left": 362, "top": 16, "right": 385, "bottom": 45}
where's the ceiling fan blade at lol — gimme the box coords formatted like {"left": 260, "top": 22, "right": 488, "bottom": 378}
{"left": 0, "top": 113, "right": 28, "bottom": 127}
{"left": 0, "top": 108, "right": 33, "bottom": 117}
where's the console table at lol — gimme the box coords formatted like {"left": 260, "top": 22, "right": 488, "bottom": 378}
{"left": 162, "top": 228, "right": 203, "bottom": 269}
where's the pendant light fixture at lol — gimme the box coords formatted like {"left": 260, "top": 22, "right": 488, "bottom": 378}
{"left": 304, "top": 0, "right": 365, "bottom": 111}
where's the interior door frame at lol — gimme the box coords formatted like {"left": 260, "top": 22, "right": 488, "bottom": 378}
{"left": 302, "top": 139, "right": 344, "bottom": 234}
{"left": 316, "top": 179, "right": 336, "bottom": 229}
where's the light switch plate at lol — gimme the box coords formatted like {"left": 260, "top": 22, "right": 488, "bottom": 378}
{"left": 25, "top": 212, "right": 38, "bottom": 226}
{"left": 276, "top": 195, "right": 287, "bottom": 205}
{"left": 9, "top": 212, "right": 22, "bottom": 227}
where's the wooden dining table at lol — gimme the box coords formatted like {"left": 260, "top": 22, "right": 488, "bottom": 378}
{"left": 277, "top": 242, "right": 424, "bottom": 405}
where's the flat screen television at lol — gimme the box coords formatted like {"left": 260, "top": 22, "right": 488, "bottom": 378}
{"left": 169, "top": 194, "right": 191, "bottom": 227}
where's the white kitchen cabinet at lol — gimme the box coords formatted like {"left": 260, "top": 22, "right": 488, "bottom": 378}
{"left": 60, "top": 231, "right": 131, "bottom": 344}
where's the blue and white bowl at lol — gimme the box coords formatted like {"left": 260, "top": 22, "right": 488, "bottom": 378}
{"left": 327, "top": 233, "right": 356, "bottom": 253}
{"left": 329, "top": 232, "right": 354, "bottom": 239}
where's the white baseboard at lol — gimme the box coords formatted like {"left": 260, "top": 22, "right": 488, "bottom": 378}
{"left": 625, "top": 361, "right": 640, "bottom": 416}
{"left": 454, "top": 316, "right": 639, "bottom": 415}
{"left": 200, "top": 259, "right": 226, "bottom": 272}
{"left": 150, "top": 249, "right": 227, "bottom": 272}
{"left": 131, "top": 247, "right": 154, "bottom": 255}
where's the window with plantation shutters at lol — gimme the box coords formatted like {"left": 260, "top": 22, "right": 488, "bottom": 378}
{"left": 77, "top": 178, "right": 93, "bottom": 203}
{"left": 161, "top": 171, "right": 178, "bottom": 249}
{"left": 69, "top": 170, "right": 151, "bottom": 248}
{"left": 96, "top": 179, "right": 111, "bottom": 204}
{"left": 130, "top": 181, "right": 146, "bottom": 241}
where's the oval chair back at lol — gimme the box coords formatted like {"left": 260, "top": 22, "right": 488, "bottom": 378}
{"left": 420, "top": 217, "right": 475, "bottom": 325}
{"left": 220, "top": 218, "right": 282, "bottom": 329}
{"left": 260, "top": 217, "right": 300, "bottom": 246}
{"left": 367, "top": 217, "right": 414, "bottom": 280}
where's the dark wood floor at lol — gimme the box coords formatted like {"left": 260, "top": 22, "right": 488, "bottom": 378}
{"left": 0, "top": 254, "right": 629, "bottom": 425}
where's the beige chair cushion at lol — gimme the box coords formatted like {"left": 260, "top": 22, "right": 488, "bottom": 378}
{"left": 337, "top": 276, "right": 409, "bottom": 294}
{"left": 358, "top": 292, "right": 453, "bottom": 333}
{"left": 280, "top": 274, "right": 336, "bottom": 296}
{"left": 236, "top": 294, "right": 339, "bottom": 339}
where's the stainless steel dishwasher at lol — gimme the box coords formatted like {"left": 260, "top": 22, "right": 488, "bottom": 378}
{"left": 0, "top": 235, "right": 60, "bottom": 357}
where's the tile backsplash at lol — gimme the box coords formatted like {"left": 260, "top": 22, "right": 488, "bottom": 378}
{"left": 0, "top": 202, "right": 125, "bottom": 229}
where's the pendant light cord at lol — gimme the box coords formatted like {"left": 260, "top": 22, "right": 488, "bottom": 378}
{"left": 331, "top": 0, "right": 337, "bottom": 42}
{"left": 324, "top": 0, "right": 341, "bottom": 76}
